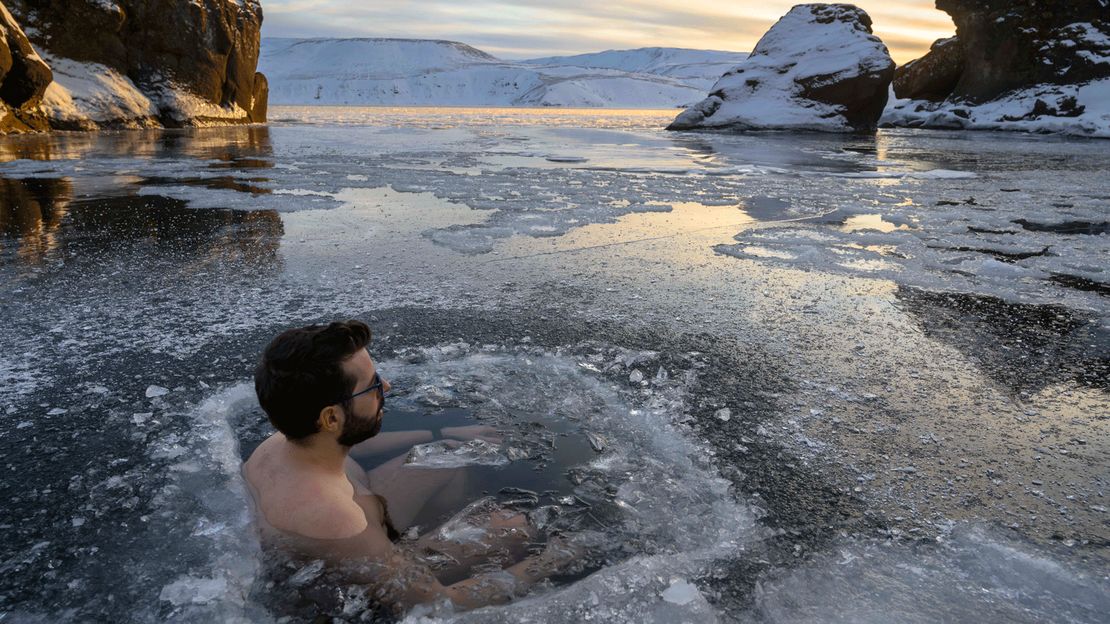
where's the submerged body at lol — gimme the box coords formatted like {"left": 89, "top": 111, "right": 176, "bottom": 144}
{"left": 243, "top": 322, "right": 580, "bottom": 615}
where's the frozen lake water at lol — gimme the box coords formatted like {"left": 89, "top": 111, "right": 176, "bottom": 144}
{"left": 0, "top": 107, "right": 1107, "bottom": 622}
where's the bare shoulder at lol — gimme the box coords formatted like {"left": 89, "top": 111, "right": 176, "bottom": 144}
{"left": 243, "top": 434, "right": 280, "bottom": 475}
{"left": 284, "top": 490, "right": 370, "bottom": 540}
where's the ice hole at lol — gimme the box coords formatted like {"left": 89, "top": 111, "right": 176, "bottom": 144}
{"left": 225, "top": 342, "right": 753, "bottom": 621}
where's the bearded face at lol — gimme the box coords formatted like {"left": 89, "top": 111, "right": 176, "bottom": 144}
{"left": 337, "top": 401, "right": 382, "bottom": 446}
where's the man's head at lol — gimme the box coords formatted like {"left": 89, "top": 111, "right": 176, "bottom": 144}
{"left": 255, "top": 320, "right": 390, "bottom": 446}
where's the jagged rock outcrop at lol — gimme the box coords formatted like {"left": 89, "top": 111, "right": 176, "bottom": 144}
{"left": 1, "top": 0, "right": 267, "bottom": 133}
{"left": 669, "top": 4, "right": 895, "bottom": 132}
{"left": 884, "top": 0, "right": 1110, "bottom": 137}
{"left": 892, "top": 36, "right": 964, "bottom": 102}
{"left": 0, "top": 1, "right": 51, "bottom": 131}
{"left": 934, "top": 0, "right": 1110, "bottom": 102}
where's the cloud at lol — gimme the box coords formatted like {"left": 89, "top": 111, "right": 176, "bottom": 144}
{"left": 261, "top": 0, "right": 954, "bottom": 63}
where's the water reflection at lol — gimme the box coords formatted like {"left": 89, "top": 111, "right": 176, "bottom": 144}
{"left": 0, "top": 177, "right": 73, "bottom": 263}
{"left": 59, "top": 194, "right": 284, "bottom": 267}
{"left": 668, "top": 131, "right": 882, "bottom": 174}
{"left": 0, "top": 182, "right": 284, "bottom": 268}
{"left": 0, "top": 125, "right": 273, "bottom": 163}
{"left": 0, "top": 125, "right": 280, "bottom": 268}
{"left": 141, "top": 175, "right": 273, "bottom": 195}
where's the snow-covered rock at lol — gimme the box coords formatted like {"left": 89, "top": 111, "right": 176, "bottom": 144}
{"left": 260, "top": 38, "right": 747, "bottom": 108}
{"left": 883, "top": 1, "right": 1110, "bottom": 138}
{"left": 882, "top": 79, "right": 1110, "bottom": 138}
{"left": 0, "top": 0, "right": 52, "bottom": 132}
{"left": 668, "top": 4, "right": 895, "bottom": 132}
{"left": 36, "top": 52, "right": 159, "bottom": 131}
{"left": 2, "top": 0, "right": 267, "bottom": 133}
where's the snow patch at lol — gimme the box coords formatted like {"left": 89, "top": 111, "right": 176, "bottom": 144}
{"left": 37, "top": 52, "right": 158, "bottom": 128}
{"left": 882, "top": 78, "right": 1110, "bottom": 138}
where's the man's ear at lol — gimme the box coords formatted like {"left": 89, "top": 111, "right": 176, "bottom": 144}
{"left": 318, "top": 405, "right": 341, "bottom": 434}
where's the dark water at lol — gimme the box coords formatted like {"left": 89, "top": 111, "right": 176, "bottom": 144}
{"left": 360, "top": 406, "right": 596, "bottom": 522}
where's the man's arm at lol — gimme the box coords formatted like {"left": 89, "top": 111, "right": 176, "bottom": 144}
{"left": 351, "top": 430, "right": 434, "bottom": 458}
{"left": 302, "top": 499, "right": 579, "bottom": 613}
{"left": 364, "top": 536, "right": 580, "bottom": 612}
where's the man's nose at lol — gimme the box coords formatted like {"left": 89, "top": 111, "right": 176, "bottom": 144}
{"left": 382, "top": 378, "right": 392, "bottom": 394}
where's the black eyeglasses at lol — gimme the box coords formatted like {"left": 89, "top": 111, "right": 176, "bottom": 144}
{"left": 343, "top": 371, "right": 385, "bottom": 406}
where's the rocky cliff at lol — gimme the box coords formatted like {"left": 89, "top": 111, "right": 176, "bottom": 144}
{"left": 668, "top": 4, "right": 895, "bottom": 132}
{"left": 0, "top": 2, "right": 52, "bottom": 132}
{"left": 884, "top": 0, "right": 1110, "bottom": 137}
{"left": 0, "top": 0, "right": 267, "bottom": 133}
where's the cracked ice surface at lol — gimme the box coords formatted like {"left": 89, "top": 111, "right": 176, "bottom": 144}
{"left": 748, "top": 526, "right": 1110, "bottom": 624}
{"left": 2, "top": 108, "right": 1108, "bottom": 622}
{"left": 2, "top": 113, "right": 1105, "bottom": 316}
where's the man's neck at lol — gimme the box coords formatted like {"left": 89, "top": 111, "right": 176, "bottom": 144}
{"left": 280, "top": 434, "right": 349, "bottom": 475}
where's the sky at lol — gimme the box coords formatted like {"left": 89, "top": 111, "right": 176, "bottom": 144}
{"left": 260, "top": 0, "right": 955, "bottom": 65}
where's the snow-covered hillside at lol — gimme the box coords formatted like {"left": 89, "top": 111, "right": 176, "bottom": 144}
{"left": 259, "top": 38, "right": 748, "bottom": 108}
{"left": 522, "top": 48, "right": 749, "bottom": 90}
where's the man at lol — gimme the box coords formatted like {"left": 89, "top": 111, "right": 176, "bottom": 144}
{"left": 243, "top": 320, "right": 578, "bottom": 613}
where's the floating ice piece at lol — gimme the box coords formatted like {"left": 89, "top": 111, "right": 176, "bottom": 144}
{"left": 47, "top": 407, "right": 68, "bottom": 415}
{"left": 145, "top": 385, "right": 169, "bottom": 398}
{"left": 158, "top": 575, "right": 228, "bottom": 606}
{"left": 405, "top": 439, "right": 508, "bottom": 468}
{"left": 529, "top": 505, "right": 562, "bottom": 529}
{"left": 904, "top": 169, "right": 977, "bottom": 180}
{"left": 715, "top": 408, "right": 732, "bottom": 422}
{"left": 288, "top": 560, "right": 326, "bottom": 587}
{"left": 629, "top": 369, "right": 644, "bottom": 383}
{"left": 412, "top": 384, "right": 456, "bottom": 407}
{"left": 585, "top": 431, "right": 609, "bottom": 453}
{"left": 545, "top": 155, "right": 589, "bottom": 163}
{"left": 504, "top": 446, "right": 531, "bottom": 461}
{"left": 661, "top": 578, "right": 701, "bottom": 605}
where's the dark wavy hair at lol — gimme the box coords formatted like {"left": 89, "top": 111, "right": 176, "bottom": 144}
{"left": 254, "top": 320, "right": 372, "bottom": 441}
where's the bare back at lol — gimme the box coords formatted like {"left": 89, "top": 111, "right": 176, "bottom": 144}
{"left": 243, "top": 434, "right": 394, "bottom": 550}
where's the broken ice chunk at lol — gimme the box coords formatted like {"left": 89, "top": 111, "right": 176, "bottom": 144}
{"left": 158, "top": 575, "right": 228, "bottom": 606}
{"left": 661, "top": 578, "right": 700, "bottom": 605}
{"left": 629, "top": 369, "right": 644, "bottom": 383}
{"left": 585, "top": 431, "right": 608, "bottom": 453}
{"left": 528, "top": 505, "right": 562, "bottom": 529}
{"left": 545, "top": 155, "right": 589, "bottom": 163}
{"left": 405, "top": 440, "right": 508, "bottom": 468}
{"left": 714, "top": 408, "right": 732, "bottom": 422}
{"left": 504, "top": 446, "right": 532, "bottom": 461}
{"left": 145, "top": 385, "right": 169, "bottom": 398}
{"left": 412, "top": 384, "right": 456, "bottom": 408}
{"left": 288, "top": 560, "right": 326, "bottom": 587}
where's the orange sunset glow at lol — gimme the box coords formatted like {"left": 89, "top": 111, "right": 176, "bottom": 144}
{"left": 263, "top": 0, "right": 956, "bottom": 64}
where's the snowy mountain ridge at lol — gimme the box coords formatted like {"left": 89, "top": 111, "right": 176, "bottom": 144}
{"left": 521, "top": 47, "right": 749, "bottom": 78}
{"left": 259, "top": 37, "right": 749, "bottom": 108}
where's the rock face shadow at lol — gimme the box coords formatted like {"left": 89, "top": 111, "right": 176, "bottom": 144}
{"left": 895, "top": 286, "right": 1109, "bottom": 394}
